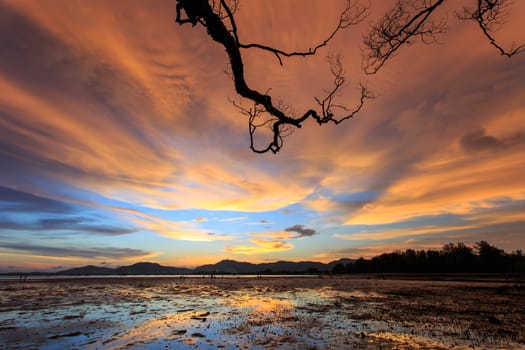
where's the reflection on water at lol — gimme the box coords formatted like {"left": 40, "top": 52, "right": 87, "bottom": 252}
{"left": 229, "top": 295, "right": 293, "bottom": 313}
{"left": 0, "top": 277, "right": 523, "bottom": 349}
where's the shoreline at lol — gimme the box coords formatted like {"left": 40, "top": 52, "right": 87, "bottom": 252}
{"left": 1, "top": 272, "right": 519, "bottom": 283}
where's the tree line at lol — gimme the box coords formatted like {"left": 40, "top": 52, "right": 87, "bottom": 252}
{"left": 332, "top": 241, "right": 525, "bottom": 274}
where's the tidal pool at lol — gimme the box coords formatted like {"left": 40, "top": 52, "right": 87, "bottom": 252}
{"left": 0, "top": 276, "right": 523, "bottom": 349}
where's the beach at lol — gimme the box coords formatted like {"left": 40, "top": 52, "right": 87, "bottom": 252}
{"left": 0, "top": 276, "right": 523, "bottom": 349}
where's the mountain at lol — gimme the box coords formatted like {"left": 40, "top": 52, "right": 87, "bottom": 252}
{"left": 258, "top": 260, "right": 327, "bottom": 273}
{"left": 194, "top": 260, "right": 258, "bottom": 274}
{"left": 58, "top": 265, "right": 114, "bottom": 275}
{"left": 32, "top": 258, "right": 355, "bottom": 276}
{"left": 194, "top": 259, "right": 354, "bottom": 274}
{"left": 114, "top": 262, "right": 192, "bottom": 275}
{"left": 57, "top": 262, "right": 192, "bottom": 276}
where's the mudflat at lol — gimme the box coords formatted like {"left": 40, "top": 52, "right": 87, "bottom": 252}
{"left": 0, "top": 275, "right": 523, "bottom": 349}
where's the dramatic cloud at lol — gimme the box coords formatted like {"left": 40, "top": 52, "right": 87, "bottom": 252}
{"left": 0, "top": 1, "right": 524, "bottom": 269}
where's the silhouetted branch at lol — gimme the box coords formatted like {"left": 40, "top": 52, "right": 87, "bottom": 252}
{"left": 175, "top": 0, "right": 523, "bottom": 153}
{"left": 176, "top": 0, "right": 371, "bottom": 153}
{"left": 364, "top": 0, "right": 524, "bottom": 74}
{"left": 314, "top": 54, "right": 373, "bottom": 125}
{"left": 238, "top": 0, "right": 369, "bottom": 66}
{"left": 458, "top": 0, "right": 525, "bottom": 57}
{"left": 363, "top": 0, "right": 447, "bottom": 74}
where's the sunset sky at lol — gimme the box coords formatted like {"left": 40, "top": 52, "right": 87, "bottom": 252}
{"left": 1, "top": 0, "right": 524, "bottom": 272}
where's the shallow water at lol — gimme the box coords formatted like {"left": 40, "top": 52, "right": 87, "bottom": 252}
{"left": 0, "top": 276, "right": 523, "bottom": 349}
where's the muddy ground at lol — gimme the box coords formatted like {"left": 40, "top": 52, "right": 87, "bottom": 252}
{"left": 0, "top": 275, "right": 524, "bottom": 349}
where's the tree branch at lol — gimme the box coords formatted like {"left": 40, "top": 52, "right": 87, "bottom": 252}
{"left": 176, "top": 0, "right": 371, "bottom": 153}
{"left": 458, "top": 0, "right": 525, "bottom": 57}
{"left": 364, "top": 0, "right": 524, "bottom": 74}
{"left": 363, "top": 0, "right": 446, "bottom": 74}
{"left": 175, "top": 0, "right": 523, "bottom": 153}
{"left": 238, "top": 0, "right": 368, "bottom": 66}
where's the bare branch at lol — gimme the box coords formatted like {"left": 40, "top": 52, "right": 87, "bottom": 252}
{"left": 238, "top": 0, "right": 369, "bottom": 66}
{"left": 175, "top": 0, "right": 522, "bottom": 153}
{"left": 176, "top": 0, "right": 372, "bottom": 153}
{"left": 364, "top": 0, "right": 524, "bottom": 74}
{"left": 314, "top": 55, "right": 373, "bottom": 125}
{"left": 363, "top": 0, "right": 447, "bottom": 74}
{"left": 458, "top": 0, "right": 525, "bottom": 57}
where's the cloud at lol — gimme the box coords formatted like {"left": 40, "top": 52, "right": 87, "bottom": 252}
{"left": 0, "top": 242, "right": 152, "bottom": 260}
{"left": 460, "top": 128, "right": 525, "bottom": 152}
{"left": 0, "top": 187, "right": 138, "bottom": 236}
{"left": 225, "top": 238, "right": 294, "bottom": 255}
{"left": 225, "top": 225, "right": 317, "bottom": 255}
{"left": 284, "top": 224, "right": 318, "bottom": 238}
{"left": 0, "top": 1, "right": 318, "bottom": 215}
{"left": 219, "top": 217, "right": 247, "bottom": 222}
{"left": 0, "top": 186, "right": 72, "bottom": 214}
{"left": 0, "top": 217, "right": 137, "bottom": 236}
{"left": 249, "top": 231, "right": 296, "bottom": 240}
{"left": 334, "top": 223, "right": 480, "bottom": 242}
{"left": 14, "top": 192, "right": 235, "bottom": 243}
{"left": 131, "top": 216, "right": 234, "bottom": 242}
{"left": 244, "top": 219, "right": 274, "bottom": 225}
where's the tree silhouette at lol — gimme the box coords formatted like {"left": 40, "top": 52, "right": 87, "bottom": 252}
{"left": 176, "top": 0, "right": 523, "bottom": 153}
{"left": 338, "top": 241, "right": 524, "bottom": 274}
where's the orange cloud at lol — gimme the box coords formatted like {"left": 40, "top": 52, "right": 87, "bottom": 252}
{"left": 334, "top": 224, "right": 481, "bottom": 242}
{"left": 132, "top": 216, "right": 234, "bottom": 242}
{"left": 345, "top": 147, "right": 525, "bottom": 226}
{"left": 1, "top": 2, "right": 320, "bottom": 214}
{"left": 225, "top": 238, "right": 294, "bottom": 255}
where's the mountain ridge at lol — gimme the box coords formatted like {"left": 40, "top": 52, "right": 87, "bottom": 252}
{"left": 36, "top": 258, "right": 354, "bottom": 275}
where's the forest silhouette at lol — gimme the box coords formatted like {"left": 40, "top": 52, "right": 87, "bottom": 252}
{"left": 332, "top": 241, "right": 525, "bottom": 274}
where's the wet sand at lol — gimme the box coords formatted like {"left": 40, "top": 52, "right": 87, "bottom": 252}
{"left": 0, "top": 276, "right": 524, "bottom": 349}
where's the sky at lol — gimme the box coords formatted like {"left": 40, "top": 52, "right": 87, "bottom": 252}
{"left": 1, "top": 0, "right": 524, "bottom": 272}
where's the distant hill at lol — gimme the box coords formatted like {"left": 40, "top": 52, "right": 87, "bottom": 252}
{"left": 194, "top": 258, "right": 354, "bottom": 274}
{"left": 7, "top": 258, "right": 354, "bottom": 276}
{"left": 57, "top": 262, "right": 192, "bottom": 276}
{"left": 195, "top": 259, "right": 257, "bottom": 274}
{"left": 58, "top": 265, "right": 114, "bottom": 275}
{"left": 114, "top": 262, "right": 192, "bottom": 275}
